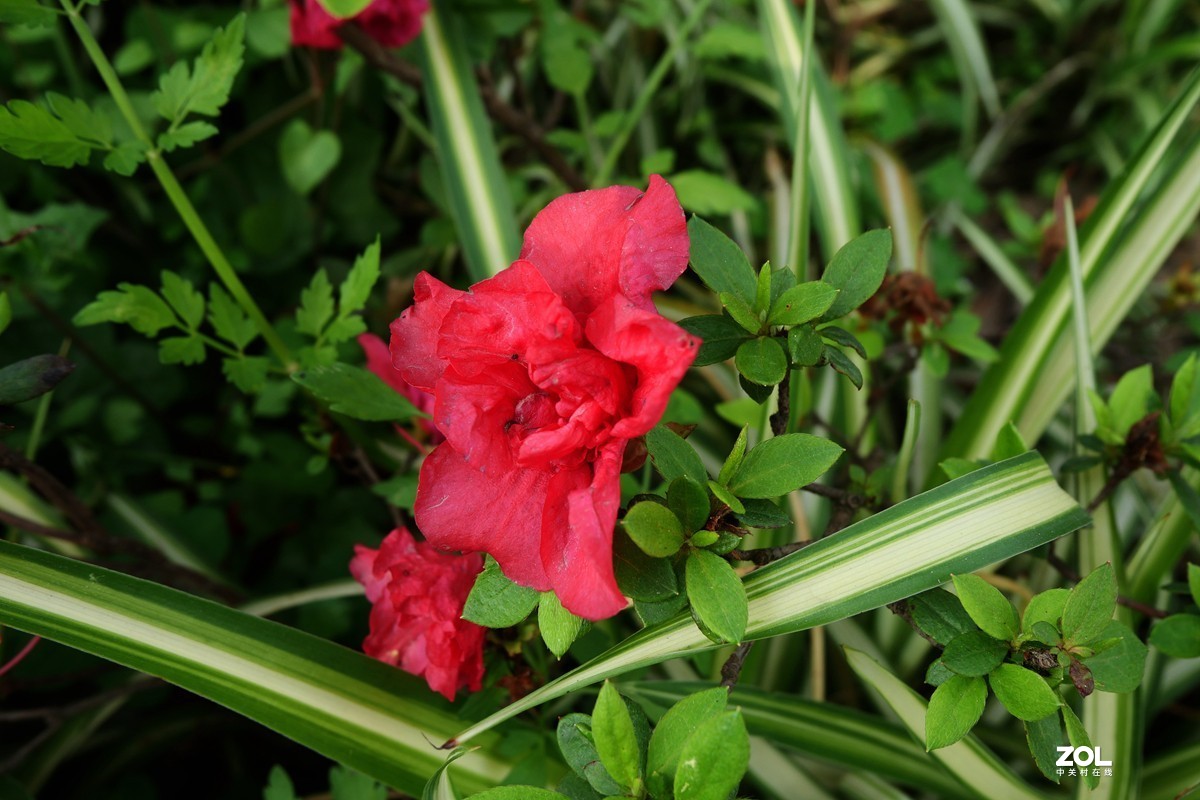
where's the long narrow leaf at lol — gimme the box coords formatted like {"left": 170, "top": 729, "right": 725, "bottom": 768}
{"left": 845, "top": 648, "right": 1049, "bottom": 800}
{"left": 943, "top": 68, "right": 1200, "bottom": 459}
{"left": 0, "top": 541, "right": 511, "bottom": 794}
{"left": 451, "top": 452, "right": 1088, "bottom": 743}
{"left": 629, "top": 682, "right": 975, "bottom": 799}
{"left": 928, "top": 0, "right": 1002, "bottom": 120}
{"left": 757, "top": 0, "right": 860, "bottom": 258}
{"left": 417, "top": 0, "right": 520, "bottom": 279}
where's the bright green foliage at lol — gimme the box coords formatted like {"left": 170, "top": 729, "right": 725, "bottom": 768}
{"left": 645, "top": 687, "right": 728, "bottom": 797}
{"left": 768, "top": 280, "right": 838, "bottom": 325}
{"left": 558, "top": 714, "right": 622, "bottom": 796}
{"left": 291, "top": 363, "right": 419, "bottom": 422}
{"left": 678, "top": 314, "right": 751, "bottom": 366}
{"left": 462, "top": 558, "right": 539, "bottom": 628}
{"left": 645, "top": 424, "right": 707, "bottom": 485}
{"left": 716, "top": 426, "right": 748, "bottom": 488}
{"left": 74, "top": 283, "right": 178, "bottom": 336}
{"left": 733, "top": 337, "right": 787, "bottom": 385}
{"left": 667, "top": 477, "right": 710, "bottom": 534}
{"left": 0, "top": 98, "right": 103, "bottom": 168}
{"left": 623, "top": 501, "right": 685, "bottom": 557}
{"left": 316, "top": 0, "right": 375, "bottom": 17}
{"left": 726, "top": 433, "right": 842, "bottom": 498}
{"left": 907, "top": 589, "right": 975, "bottom": 646}
{"left": 614, "top": 531, "right": 678, "bottom": 602}
{"left": 152, "top": 15, "right": 246, "bottom": 124}
{"left": 280, "top": 120, "right": 342, "bottom": 196}
{"left": 925, "top": 674, "right": 987, "bottom": 750}
{"left": 687, "top": 216, "right": 757, "bottom": 307}
{"left": 673, "top": 710, "right": 749, "bottom": 800}
{"left": 592, "top": 682, "right": 643, "bottom": 792}
{"left": 940, "top": 630, "right": 1008, "bottom": 676}
{"left": 1022, "top": 588, "right": 1070, "bottom": 632}
{"left": 952, "top": 573, "right": 1020, "bottom": 641}
{"left": 1149, "top": 614, "right": 1200, "bottom": 658}
{"left": 685, "top": 549, "right": 747, "bottom": 644}
{"left": 1061, "top": 562, "right": 1116, "bottom": 645}
{"left": 538, "top": 591, "right": 587, "bottom": 659}
{"left": 818, "top": 229, "right": 892, "bottom": 320}
{"left": 988, "top": 664, "right": 1061, "bottom": 721}
{"left": 157, "top": 121, "right": 217, "bottom": 152}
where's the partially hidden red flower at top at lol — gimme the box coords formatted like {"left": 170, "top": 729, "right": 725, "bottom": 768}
{"left": 359, "top": 332, "right": 442, "bottom": 442}
{"left": 350, "top": 527, "right": 485, "bottom": 701}
{"left": 289, "top": 0, "right": 428, "bottom": 50}
{"left": 389, "top": 176, "right": 698, "bottom": 621}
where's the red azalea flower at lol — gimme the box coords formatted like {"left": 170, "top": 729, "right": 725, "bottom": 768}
{"left": 289, "top": 0, "right": 428, "bottom": 50}
{"left": 389, "top": 176, "right": 697, "bottom": 621}
{"left": 350, "top": 527, "right": 485, "bottom": 701}
{"left": 359, "top": 332, "right": 442, "bottom": 442}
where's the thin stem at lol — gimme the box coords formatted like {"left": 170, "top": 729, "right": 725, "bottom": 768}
{"left": 25, "top": 339, "right": 71, "bottom": 460}
{"left": 59, "top": 1, "right": 294, "bottom": 369}
{"left": 0, "top": 635, "right": 41, "bottom": 679}
{"left": 592, "top": 0, "right": 714, "bottom": 185}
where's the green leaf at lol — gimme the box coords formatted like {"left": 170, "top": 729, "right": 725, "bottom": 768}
{"left": 1061, "top": 562, "right": 1116, "bottom": 645}
{"left": 925, "top": 674, "right": 986, "bottom": 750}
{"left": 1022, "top": 588, "right": 1070, "bottom": 633}
{"left": 673, "top": 171, "right": 758, "bottom": 216}
{"left": 46, "top": 92, "right": 112, "bottom": 147}
{"left": 296, "top": 270, "right": 335, "bottom": 337}
{"left": 339, "top": 237, "right": 382, "bottom": 316}
{"left": 224, "top": 356, "right": 270, "bottom": 393}
{"left": 938, "top": 310, "right": 999, "bottom": 363}
{"left": 280, "top": 120, "right": 342, "bottom": 196}
{"left": 0, "top": 293, "right": 9, "bottom": 337}
{"left": 819, "top": 229, "right": 893, "bottom": 320}
{"left": 1060, "top": 704, "right": 1099, "bottom": 789}
{"left": 1024, "top": 714, "right": 1064, "bottom": 783}
{"left": 734, "top": 337, "right": 787, "bottom": 386}
{"left": 719, "top": 291, "right": 762, "bottom": 334}
{"left": 558, "top": 714, "right": 622, "bottom": 796}
{"left": 754, "top": 262, "right": 772, "bottom": 315}
{"left": 157, "top": 120, "right": 218, "bottom": 152}
{"left": 990, "top": 423, "right": 1029, "bottom": 461}
{"left": 0, "top": 0, "right": 58, "bottom": 26}
{"left": 673, "top": 710, "right": 750, "bottom": 800}
{"left": 329, "top": 765, "right": 387, "bottom": 800}
{"left": 988, "top": 664, "right": 1061, "bottom": 721}
{"left": 1083, "top": 620, "right": 1147, "bottom": 692}
{"left": 73, "top": 284, "right": 177, "bottom": 336}
{"left": 668, "top": 478, "right": 710, "bottom": 534}
{"left": 786, "top": 325, "right": 823, "bottom": 366}
{"left": 315, "top": 0, "right": 374, "bottom": 16}
{"left": 819, "top": 324, "right": 867, "bottom": 358}
{"left": 0, "top": 354, "right": 75, "bottom": 406}
{"left": 727, "top": 433, "right": 843, "bottom": 499}
{"left": 717, "top": 426, "right": 748, "bottom": 488}
{"left": 768, "top": 280, "right": 839, "bottom": 325}
{"left": 292, "top": 363, "right": 419, "bottom": 422}
{"left": 733, "top": 499, "right": 791, "bottom": 529}
{"left": 1190, "top": 563, "right": 1200, "bottom": 607}
{"left": 592, "top": 682, "right": 642, "bottom": 791}
{"left": 0, "top": 541, "right": 510, "bottom": 795}
{"left": 1169, "top": 354, "right": 1200, "bottom": 436}
{"left": 539, "top": 591, "right": 586, "bottom": 659}
{"left": 160, "top": 271, "right": 205, "bottom": 330}
{"left": 645, "top": 425, "right": 707, "bottom": 485}
{"left": 152, "top": 14, "right": 246, "bottom": 122}
{"left": 623, "top": 502, "right": 685, "bottom": 558}
{"left": 678, "top": 314, "right": 751, "bottom": 366}
{"left": 264, "top": 764, "right": 299, "bottom": 800}
{"left": 0, "top": 99, "right": 94, "bottom": 167}
{"left": 645, "top": 687, "right": 728, "bottom": 798}
{"left": 824, "top": 346, "right": 864, "bottom": 389}
{"left": 952, "top": 574, "right": 1019, "bottom": 641}
{"left": 908, "top": 589, "right": 976, "bottom": 647}
{"left": 1107, "top": 365, "right": 1155, "bottom": 439}
{"left": 462, "top": 558, "right": 538, "bottom": 628}
{"left": 706, "top": 481, "right": 745, "bottom": 514}
{"left": 158, "top": 335, "right": 206, "bottom": 366}
{"left": 685, "top": 550, "right": 747, "bottom": 644}
{"left": 466, "top": 789, "right": 564, "bottom": 800}
{"left": 103, "top": 141, "right": 147, "bottom": 176}
{"left": 614, "top": 531, "right": 677, "bottom": 603}
{"left": 421, "top": 747, "right": 470, "bottom": 800}
{"left": 941, "top": 630, "right": 1009, "bottom": 677}
{"left": 209, "top": 284, "right": 258, "bottom": 350}
{"left": 1149, "top": 614, "right": 1200, "bottom": 658}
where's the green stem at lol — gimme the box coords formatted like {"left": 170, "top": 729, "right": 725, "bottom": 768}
{"left": 592, "top": 0, "right": 714, "bottom": 186}
{"left": 786, "top": 0, "right": 816, "bottom": 280}
{"left": 25, "top": 339, "right": 71, "bottom": 461}
{"left": 59, "top": 1, "right": 294, "bottom": 369}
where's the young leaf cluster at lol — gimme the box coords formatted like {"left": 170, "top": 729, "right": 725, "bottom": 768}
{"left": 455, "top": 683, "right": 749, "bottom": 800}
{"left": 913, "top": 565, "right": 1146, "bottom": 786}
{"left": 681, "top": 218, "right": 892, "bottom": 395}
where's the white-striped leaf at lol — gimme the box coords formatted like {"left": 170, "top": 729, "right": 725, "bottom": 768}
{"left": 451, "top": 453, "right": 1088, "bottom": 744}
{"left": 0, "top": 541, "right": 512, "bottom": 793}
{"left": 845, "top": 648, "right": 1050, "bottom": 800}
{"left": 417, "top": 0, "right": 520, "bottom": 279}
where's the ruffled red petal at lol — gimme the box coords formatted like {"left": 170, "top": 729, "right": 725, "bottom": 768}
{"left": 390, "top": 272, "right": 465, "bottom": 392}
